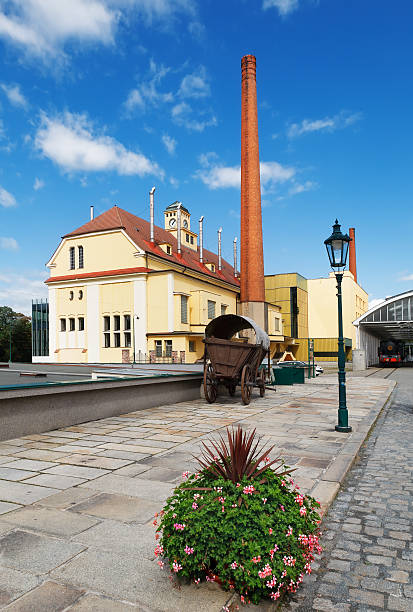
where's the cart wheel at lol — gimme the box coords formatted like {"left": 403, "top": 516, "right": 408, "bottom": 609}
{"left": 228, "top": 382, "right": 237, "bottom": 396}
{"left": 241, "top": 364, "right": 252, "bottom": 405}
{"left": 204, "top": 363, "right": 217, "bottom": 404}
{"left": 259, "top": 369, "right": 266, "bottom": 398}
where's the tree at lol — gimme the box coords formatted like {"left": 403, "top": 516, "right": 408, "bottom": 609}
{"left": 0, "top": 306, "right": 32, "bottom": 363}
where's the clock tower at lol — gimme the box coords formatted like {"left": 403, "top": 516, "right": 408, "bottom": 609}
{"left": 164, "top": 202, "right": 198, "bottom": 251}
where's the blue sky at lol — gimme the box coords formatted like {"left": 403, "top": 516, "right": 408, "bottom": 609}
{"left": 0, "top": 0, "right": 412, "bottom": 314}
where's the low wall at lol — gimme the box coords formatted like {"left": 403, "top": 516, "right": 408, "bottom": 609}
{"left": 0, "top": 374, "right": 202, "bottom": 442}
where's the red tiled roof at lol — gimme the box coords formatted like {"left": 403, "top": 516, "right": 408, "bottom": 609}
{"left": 45, "top": 267, "right": 151, "bottom": 283}
{"left": 63, "top": 206, "right": 240, "bottom": 287}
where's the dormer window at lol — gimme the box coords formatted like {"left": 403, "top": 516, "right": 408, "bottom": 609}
{"left": 205, "top": 262, "right": 216, "bottom": 273}
{"left": 167, "top": 245, "right": 171, "bottom": 255}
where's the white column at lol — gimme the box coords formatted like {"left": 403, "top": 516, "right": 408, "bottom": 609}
{"left": 133, "top": 276, "right": 147, "bottom": 355}
{"left": 87, "top": 284, "right": 100, "bottom": 362}
{"left": 48, "top": 287, "right": 57, "bottom": 361}
{"left": 167, "top": 272, "right": 174, "bottom": 332}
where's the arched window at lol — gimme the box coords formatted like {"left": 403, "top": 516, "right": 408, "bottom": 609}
{"left": 69, "top": 291, "right": 74, "bottom": 301}
{"left": 79, "top": 290, "right": 83, "bottom": 300}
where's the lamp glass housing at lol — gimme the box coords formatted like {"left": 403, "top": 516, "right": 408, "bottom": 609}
{"left": 324, "top": 220, "right": 351, "bottom": 271}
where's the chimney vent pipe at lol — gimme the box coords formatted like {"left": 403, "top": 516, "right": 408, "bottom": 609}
{"left": 149, "top": 187, "right": 155, "bottom": 243}
{"left": 177, "top": 202, "right": 182, "bottom": 255}
{"left": 218, "top": 227, "right": 222, "bottom": 271}
{"left": 233, "top": 237, "right": 238, "bottom": 277}
{"left": 90, "top": 205, "right": 94, "bottom": 221}
{"left": 199, "top": 216, "right": 204, "bottom": 263}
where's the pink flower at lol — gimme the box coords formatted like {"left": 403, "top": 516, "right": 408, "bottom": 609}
{"left": 251, "top": 556, "right": 261, "bottom": 564}
{"left": 300, "top": 506, "right": 307, "bottom": 516}
{"left": 286, "top": 525, "right": 293, "bottom": 536}
{"left": 295, "top": 494, "right": 304, "bottom": 506}
{"left": 154, "top": 544, "right": 164, "bottom": 557}
{"left": 173, "top": 523, "right": 186, "bottom": 531}
{"left": 194, "top": 577, "right": 201, "bottom": 584}
{"left": 270, "top": 591, "right": 281, "bottom": 601}
{"left": 172, "top": 560, "right": 182, "bottom": 572}
{"left": 152, "top": 519, "right": 157, "bottom": 526}
{"left": 268, "top": 528, "right": 273, "bottom": 535}
{"left": 182, "top": 471, "right": 190, "bottom": 479}
{"left": 157, "top": 560, "right": 164, "bottom": 569}
{"left": 280, "top": 504, "right": 285, "bottom": 512}
{"left": 269, "top": 545, "right": 279, "bottom": 560}
{"left": 264, "top": 456, "right": 270, "bottom": 464}
{"left": 240, "top": 595, "right": 246, "bottom": 603}
{"left": 258, "top": 564, "right": 272, "bottom": 579}
{"left": 184, "top": 545, "right": 194, "bottom": 555}
{"left": 192, "top": 502, "right": 198, "bottom": 510}
{"left": 231, "top": 561, "right": 238, "bottom": 569}
{"left": 283, "top": 555, "right": 296, "bottom": 567}
{"left": 243, "top": 485, "right": 255, "bottom": 495}
{"left": 266, "top": 576, "right": 277, "bottom": 588}
{"left": 262, "top": 498, "right": 267, "bottom": 504}
{"left": 281, "top": 480, "right": 286, "bottom": 487}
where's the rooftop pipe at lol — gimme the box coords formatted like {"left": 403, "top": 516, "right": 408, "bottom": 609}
{"left": 199, "top": 216, "right": 204, "bottom": 263}
{"left": 149, "top": 187, "right": 155, "bottom": 244}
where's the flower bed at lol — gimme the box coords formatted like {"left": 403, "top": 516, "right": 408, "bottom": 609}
{"left": 154, "top": 427, "right": 322, "bottom": 606}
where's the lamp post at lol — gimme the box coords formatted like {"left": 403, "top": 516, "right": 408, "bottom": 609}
{"left": 131, "top": 315, "right": 139, "bottom": 366}
{"left": 324, "top": 219, "right": 352, "bottom": 433}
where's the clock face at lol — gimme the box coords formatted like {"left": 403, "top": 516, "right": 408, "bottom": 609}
{"left": 183, "top": 219, "right": 188, "bottom": 229}
{"left": 169, "top": 217, "right": 176, "bottom": 228}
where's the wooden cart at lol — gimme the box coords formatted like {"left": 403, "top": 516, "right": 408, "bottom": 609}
{"left": 203, "top": 314, "right": 270, "bottom": 405}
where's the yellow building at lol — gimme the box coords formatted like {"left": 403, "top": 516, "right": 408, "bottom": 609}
{"left": 265, "top": 270, "right": 368, "bottom": 362}
{"left": 43, "top": 203, "right": 283, "bottom": 364}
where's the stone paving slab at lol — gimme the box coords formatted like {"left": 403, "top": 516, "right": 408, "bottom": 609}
{"left": 0, "top": 374, "right": 395, "bottom": 610}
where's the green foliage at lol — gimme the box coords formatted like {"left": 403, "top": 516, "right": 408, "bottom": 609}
{"left": 0, "top": 305, "right": 32, "bottom": 362}
{"left": 155, "top": 466, "right": 322, "bottom": 605}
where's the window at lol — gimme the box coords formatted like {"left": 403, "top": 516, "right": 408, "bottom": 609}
{"left": 190, "top": 236, "right": 194, "bottom": 245}
{"left": 104, "top": 332, "right": 110, "bottom": 347}
{"left": 69, "top": 318, "right": 75, "bottom": 331}
{"left": 166, "top": 245, "right": 171, "bottom": 255}
{"left": 124, "top": 332, "right": 131, "bottom": 347}
{"left": 103, "top": 316, "right": 110, "bottom": 331}
{"left": 155, "top": 340, "right": 162, "bottom": 357}
{"left": 78, "top": 317, "right": 85, "bottom": 331}
{"left": 78, "top": 245, "right": 84, "bottom": 269}
{"left": 69, "top": 247, "right": 75, "bottom": 270}
{"left": 181, "top": 295, "right": 188, "bottom": 324}
{"left": 103, "top": 316, "right": 110, "bottom": 347}
{"left": 69, "top": 291, "right": 74, "bottom": 301}
{"left": 60, "top": 319, "right": 66, "bottom": 332}
{"left": 221, "top": 304, "right": 227, "bottom": 316}
{"left": 189, "top": 340, "right": 195, "bottom": 352}
{"left": 211, "top": 264, "right": 215, "bottom": 272}
{"left": 114, "top": 315, "right": 120, "bottom": 331}
{"left": 114, "top": 332, "right": 121, "bottom": 347}
{"left": 124, "top": 314, "right": 131, "bottom": 330}
{"left": 207, "top": 300, "right": 216, "bottom": 319}
{"left": 78, "top": 290, "right": 83, "bottom": 300}
{"left": 165, "top": 339, "right": 172, "bottom": 357}
{"left": 274, "top": 317, "right": 280, "bottom": 332}
{"left": 185, "top": 233, "right": 189, "bottom": 243}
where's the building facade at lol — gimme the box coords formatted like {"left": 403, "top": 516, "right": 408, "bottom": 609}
{"left": 39, "top": 203, "right": 283, "bottom": 365}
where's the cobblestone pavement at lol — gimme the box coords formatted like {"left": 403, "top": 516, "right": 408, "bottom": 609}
{"left": 283, "top": 368, "right": 413, "bottom": 612}
{"left": 0, "top": 375, "right": 394, "bottom": 610}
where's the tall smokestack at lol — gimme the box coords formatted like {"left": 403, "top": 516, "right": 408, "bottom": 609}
{"left": 90, "top": 205, "right": 94, "bottom": 220}
{"left": 199, "top": 216, "right": 204, "bottom": 263}
{"left": 177, "top": 202, "right": 182, "bottom": 255}
{"left": 233, "top": 237, "right": 238, "bottom": 277}
{"left": 218, "top": 227, "right": 222, "bottom": 271}
{"left": 349, "top": 227, "right": 357, "bottom": 283}
{"left": 149, "top": 187, "right": 155, "bottom": 244}
{"left": 240, "top": 54, "right": 265, "bottom": 326}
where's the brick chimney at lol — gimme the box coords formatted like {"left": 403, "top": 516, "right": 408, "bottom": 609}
{"left": 239, "top": 55, "right": 266, "bottom": 328}
{"left": 349, "top": 227, "right": 357, "bottom": 283}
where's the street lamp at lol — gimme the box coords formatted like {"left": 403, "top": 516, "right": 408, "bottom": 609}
{"left": 324, "top": 219, "right": 352, "bottom": 433}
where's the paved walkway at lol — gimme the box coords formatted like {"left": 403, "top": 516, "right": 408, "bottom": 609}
{"left": 283, "top": 368, "right": 413, "bottom": 611}
{"left": 0, "top": 374, "right": 394, "bottom": 611}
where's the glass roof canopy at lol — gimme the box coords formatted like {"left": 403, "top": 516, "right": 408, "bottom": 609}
{"left": 354, "top": 291, "right": 413, "bottom": 340}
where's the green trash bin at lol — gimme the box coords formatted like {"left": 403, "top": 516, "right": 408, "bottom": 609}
{"left": 292, "top": 366, "right": 305, "bottom": 384}
{"left": 273, "top": 366, "right": 294, "bottom": 385}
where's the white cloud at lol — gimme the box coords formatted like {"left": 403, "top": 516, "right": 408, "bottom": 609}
{"left": 34, "top": 111, "right": 163, "bottom": 177}
{"left": 169, "top": 176, "right": 179, "bottom": 187}
{"left": 123, "top": 61, "right": 173, "bottom": 114}
{"left": 178, "top": 66, "right": 210, "bottom": 98}
{"left": 263, "top": 0, "right": 299, "bottom": 16}
{"left": 112, "top": 0, "right": 196, "bottom": 24}
{"left": 124, "top": 88, "right": 145, "bottom": 113}
{"left": 288, "top": 111, "right": 362, "bottom": 138}
{"left": 368, "top": 297, "right": 385, "bottom": 309}
{"left": 0, "top": 0, "right": 116, "bottom": 64}
{"left": 33, "top": 177, "right": 44, "bottom": 191}
{"left": 0, "top": 237, "right": 18, "bottom": 250}
{"left": 0, "top": 185, "right": 17, "bottom": 207}
{"left": 162, "top": 133, "right": 177, "bottom": 155}
{"left": 171, "top": 101, "right": 217, "bottom": 131}
{"left": 195, "top": 157, "right": 296, "bottom": 190}
{"left": 0, "top": 269, "right": 48, "bottom": 315}
{"left": 288, "top": 180, "right": 316, "bottom": 195}
{"left": 399, "top": 274, "right": 413, "bottom": 282}
{"left": 0, "top": 83, "right": 28, "bottom": 109}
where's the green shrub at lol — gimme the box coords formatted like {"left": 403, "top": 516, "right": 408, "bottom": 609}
{"left": 154, "top": 428, "right": 322, "bottom": 606}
